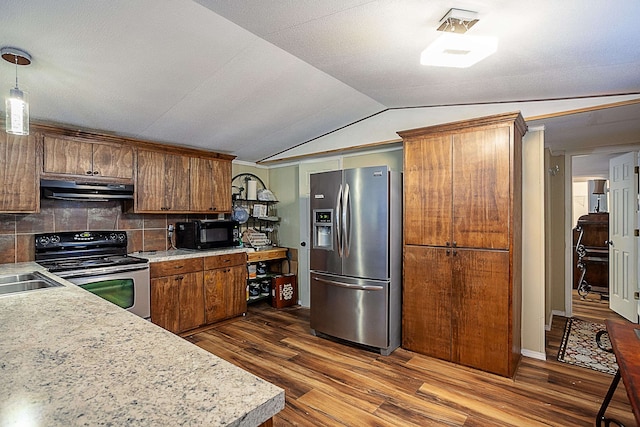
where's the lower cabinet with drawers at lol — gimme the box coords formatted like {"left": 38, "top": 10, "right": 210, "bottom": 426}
{"left": 150, "top": 251, "right": 247, "bottom": 334}
{"left": 204, "top": 252, "right": 248, "bottom": 324}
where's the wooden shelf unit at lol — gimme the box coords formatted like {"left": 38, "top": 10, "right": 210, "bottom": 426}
{"left": 247, "top": 248, "right": 290, "bottom": 304}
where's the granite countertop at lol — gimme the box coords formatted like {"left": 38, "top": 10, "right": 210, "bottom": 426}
{"left": 0, "top": 262, "right": 284, "bottom": 426}
{"left": 137, "top": 246, "right": 269, "bottom": 263}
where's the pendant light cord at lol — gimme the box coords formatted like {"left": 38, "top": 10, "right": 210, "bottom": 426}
{"left": 14, "top": 55, "right": 19, "bottom": 90}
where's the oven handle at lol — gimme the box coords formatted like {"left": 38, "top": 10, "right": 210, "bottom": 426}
{"left": 56, "top": 264, "right": 149, "bottom": 279}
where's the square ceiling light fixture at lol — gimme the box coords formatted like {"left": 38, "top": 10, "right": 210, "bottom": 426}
{"left": 421, "top": 8, "right": 497, "bottom": 68}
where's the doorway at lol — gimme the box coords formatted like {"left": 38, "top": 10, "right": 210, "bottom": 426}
{"left": 567, "top": 151, "right": 637, "bottom": 321}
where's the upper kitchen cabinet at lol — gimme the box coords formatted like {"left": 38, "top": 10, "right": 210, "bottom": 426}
{"left": 403, "top": 124, "right": 514, "bottom": 250}
{"left": 135, "top": 148, "right": 234, "bottom": 214}
{"left": 399, "top": 112, "right": 526, "bottom": 378}
{"left": 136, "top": 149, "right": 190, "bottom": 213}
{"left": 190, "top": 157, "right": 232, "bottom": 213}
{"left": 0, "top": 132, "right": 39, "bottom": 213}
{"left": 42, "top": 135, "right": 134, "bottom": 182}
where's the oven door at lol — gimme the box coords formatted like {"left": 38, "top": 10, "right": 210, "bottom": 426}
{"left": 61, "top": 264, "right": 150, "bottom": 319}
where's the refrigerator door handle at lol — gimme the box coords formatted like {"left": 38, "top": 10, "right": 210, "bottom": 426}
{"left": 343, "top": 182, "right": 350, "bottom": 257}
{"left": 313, "top": 277, "right": 384, "bottom": 291}
{"left": 336, "top": 184, "right": 343, "bottom": 257}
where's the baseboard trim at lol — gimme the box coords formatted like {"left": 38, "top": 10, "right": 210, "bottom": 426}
{"left": 521, "top": 349, "right": 546, "bottom": 361}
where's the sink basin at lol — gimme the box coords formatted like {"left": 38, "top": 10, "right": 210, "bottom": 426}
{"left": 0, "top": 271, "right": 63, "bottom": 296}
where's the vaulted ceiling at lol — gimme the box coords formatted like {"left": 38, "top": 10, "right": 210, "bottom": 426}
{"left": 1, "top": 1, "right": 639, "bottom": 163}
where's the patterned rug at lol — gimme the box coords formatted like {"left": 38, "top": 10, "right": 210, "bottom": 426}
{"left": 557, "top": 318, "right": 618, "bottom": 375}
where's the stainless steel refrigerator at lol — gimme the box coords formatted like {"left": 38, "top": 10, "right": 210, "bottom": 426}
{"left": 309, "top": 165, "right": 401, "bottom": 355}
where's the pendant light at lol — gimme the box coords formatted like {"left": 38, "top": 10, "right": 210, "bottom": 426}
{"left": 1, "top": 47, "right": 31, "bottom": 135}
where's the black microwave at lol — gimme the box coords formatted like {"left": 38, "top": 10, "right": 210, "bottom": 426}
{"left": 175, "top": 220, "right": 240, "bottom": 250}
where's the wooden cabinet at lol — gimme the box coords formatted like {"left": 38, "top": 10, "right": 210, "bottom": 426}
{"left": 190, "top": 157, "right": 232, "bottom": 213}
{"left": 402, "top": 246, "right": 452, "bottom": 361}
{"left": 176, "top": 272, "right": 205, "bottom": 331}
{"left": 150, "top": 275, "right": 180, "bottom": 333}
{"left": 0, "top": 132, "right": 38, "bottom": 212}
{"left": 136, "top": 150, "right": 232, "bottom": 214}
{"left": 150, "top": 252, "right": 247, "bottom": 333}
{"left": 404, "top": 127, "right": 512, "bottom": 249}
{"left": 136, "top": 149, "right": 190, "bottom": 212}
{"left": 42, "top": 135, "right": 133, "bottom": 181}
{"left": 399, "top": 112, "right": 526, "bottom": 378}
{"left": 246, "top": 248, "right": 289, "bottom": 304}
{"left": 203, "top": 252, "right": 247, "bottom": 323}
{"left": 150, "top": 257, "right": 205, "bottom": 334}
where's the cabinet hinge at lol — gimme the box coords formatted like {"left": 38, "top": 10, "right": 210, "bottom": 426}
{"left": 635, "top": 291, "right": 640, "bottom": 300}
{"left": 635, "top": 229, "right": 640, "bottom": 237}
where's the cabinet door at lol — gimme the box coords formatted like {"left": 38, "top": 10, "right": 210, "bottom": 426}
{"left": 136, "top": 149, "right": 166, "bottom": 211}
{"left": 43, "top": 136, "right": 93, "bottom": 176}
{"left": 190, "top": 157, "right": 215, "bottom": 212}
{"left": 203, "top": 268, "right": 227, "bottom": 323}
{"left": 92, "top": 143, "right": 133, "bottom": 179}
{"left": 137, "top": 150, "right": 190, "bottom": 212}
{"left": 150, "top": 276, "right": 180, "bottom": 333}
{"left": 452, "top": 127, "right": 511, "bottom": 249}
{"left": 212, "top": 159, "right": 232, "bottom": 212}
{"left": 402, "top": 245, "right": 452, "bottom": 360}
{"left": 403, "top": 135, "right": 452, "bottom": 246}
{"left": 190, "top": 157, "right": 232, "bottom": 213}
{"left": 0, "top": 133, "right": 38, "bottom": 212}
{"left": 178, "top": 272, "right": 205, "bottom": 332}
{"left": 203, "top": 265, "right": 247, "bottom": 323}
{"left": 164, "top": 153, "right": 190, "bottom": 211}
{"left": 451, "top": 249, "right": 511, "bottom": 376}
{"left": 226, "top": 264, "right": 247, "bottom": 317}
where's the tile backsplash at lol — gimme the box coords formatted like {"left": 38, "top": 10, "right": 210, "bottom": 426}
{"left": 0, "top": 199, "right": 212, "bottom": 264}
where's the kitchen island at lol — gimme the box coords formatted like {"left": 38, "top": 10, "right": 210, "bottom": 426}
{"left": 0, "top": 263, "right": 284, "bottom": 426}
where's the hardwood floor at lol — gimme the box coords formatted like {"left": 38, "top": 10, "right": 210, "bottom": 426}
{"left": 186, "top": 294, "right": 636, "bottom": 426}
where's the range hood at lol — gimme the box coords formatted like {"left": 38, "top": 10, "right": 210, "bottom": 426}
{"left": 40, "top": 179, "right": 134, "bottom": 202}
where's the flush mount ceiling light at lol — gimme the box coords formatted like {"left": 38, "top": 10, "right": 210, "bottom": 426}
{"left": 436, "top": 8, "right": 479, "bottom": 34}
{"left": 421, "top": 8, "right": 497, "bottom": 68}
{"left": 1, "top": 47, "right": 31, "bottom": 135}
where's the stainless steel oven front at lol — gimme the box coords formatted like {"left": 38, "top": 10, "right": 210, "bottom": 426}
{"left": 59, "top": 264, "right": 150, "bottom": 319}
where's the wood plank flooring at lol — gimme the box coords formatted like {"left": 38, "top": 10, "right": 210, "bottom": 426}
{"left": 185, "top": 294, "right": 636, "bottom": 426}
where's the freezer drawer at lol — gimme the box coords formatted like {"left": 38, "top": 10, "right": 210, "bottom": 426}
{"left": 310, "top": 272, "right": 389, "bottom": 349}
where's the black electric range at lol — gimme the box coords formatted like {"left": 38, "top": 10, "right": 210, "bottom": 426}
{"left": 34, "top": 231, "right": 148, "bottom": 274}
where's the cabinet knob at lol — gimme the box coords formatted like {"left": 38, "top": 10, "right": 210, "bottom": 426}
{"left": 93, "top": 171, "right": 99, "bottom": 175}
{"left": 452, "top": 241, "right": 457, "bottom": 248}
{"left": 86, "top": 171, "right": 92, "bottom": 175}
{"left": 445, "top": 241, "right": 450, "bottom": 247}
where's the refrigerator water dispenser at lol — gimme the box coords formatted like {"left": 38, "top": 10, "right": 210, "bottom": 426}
{"left": 313, "top": 209, "right": 333, "bottom": 250}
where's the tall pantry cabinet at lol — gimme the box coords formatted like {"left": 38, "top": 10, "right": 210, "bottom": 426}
{"left": 399, "top": 112, "right": 527, "bottom": 378}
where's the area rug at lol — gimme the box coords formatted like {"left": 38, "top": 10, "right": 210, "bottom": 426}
{"left": 557, "top": 318, "right": 618, "bottom": 375}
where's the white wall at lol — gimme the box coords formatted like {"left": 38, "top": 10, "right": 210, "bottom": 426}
{"left": 572, "top": 181, "right": 589, "bottom": 226}
{"left": 521, "top": 129, "right": 546, "bottom": 360}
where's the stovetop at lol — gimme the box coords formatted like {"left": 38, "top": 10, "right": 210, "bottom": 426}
{"left": 37, "top": 254, "right": 149, "bottom": 273}
{"left": 34, "top": 230, "right": 148, "bottom": 272}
